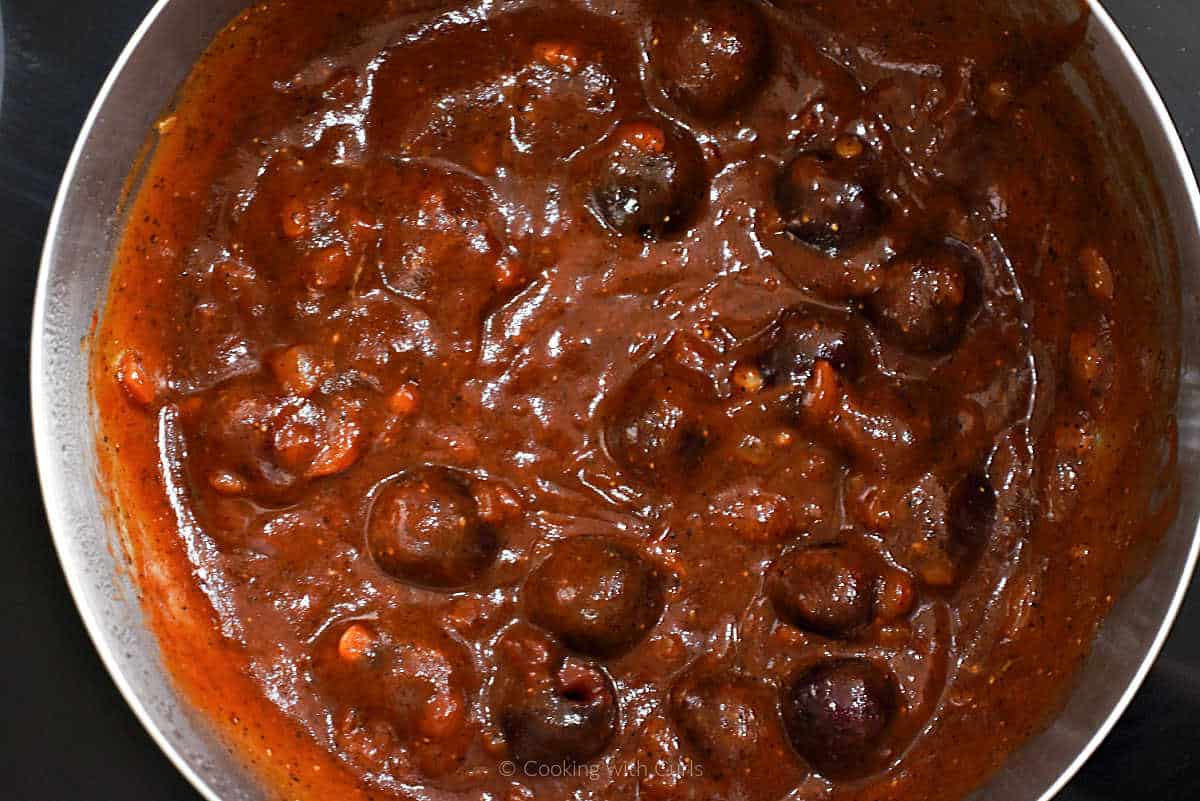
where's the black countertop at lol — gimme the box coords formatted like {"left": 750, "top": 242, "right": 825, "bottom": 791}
{"left": 1, "top": 1, "right": 1197, "bottom": 798}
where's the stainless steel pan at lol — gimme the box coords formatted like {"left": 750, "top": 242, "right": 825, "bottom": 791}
{"left": 29, "top": 1, "right": 1200, "bottom": 800}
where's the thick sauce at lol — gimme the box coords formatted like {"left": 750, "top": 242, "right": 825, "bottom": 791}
{"left": 92, "top": 1, "right": 1180, "bottom": 800}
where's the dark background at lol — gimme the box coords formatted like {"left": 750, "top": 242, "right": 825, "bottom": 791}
{"left": 0, "top": 1, "right": 1196, "bottom": 798}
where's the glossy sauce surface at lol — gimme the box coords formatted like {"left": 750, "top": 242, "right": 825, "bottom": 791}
{"left": 92, "top": 1, "right": 1180, "bottom": 800}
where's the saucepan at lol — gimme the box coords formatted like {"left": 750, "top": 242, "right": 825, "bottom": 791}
{"left": 29, "top": 0, "right": 1200, "bottom": 799}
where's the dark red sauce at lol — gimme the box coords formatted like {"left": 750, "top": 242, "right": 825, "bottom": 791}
{"left": 92, "top": 1, "right": 1179, "bottom": 799}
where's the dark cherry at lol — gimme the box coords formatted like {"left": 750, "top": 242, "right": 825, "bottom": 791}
{"left": 758, "top": 307, "right": 863, "bottom": 387}
{"left": 525, "top": 535, "right": 665, "bottom": 657}
{"left": 367, "top": 161, "right": 506, "bottom": 342}
{"left": 605, "top": 372, "right": 711, "bottom": 483}
{"left": 194, "top": 379, "right": 325, "bottom": 502}
{"left": 834, "top": 379, "right": 933, "bottom": 476}
{"left": 653, "top": 0, "right": 771, "bottom": 119}
{"left": 312, "top": 613, "right": 474, "bottom": 774}
{"left": 783, "top": 659, "right": 897, "bottom": 778}
{"left": 200, "top": 384, "right": 287, "bottom": 491}
{"left": 949, "top": 469, "right": 997, "bottom": 562}
{"left": 366, "top": 468, "right": 498, "bottom": 589}
{"left": 768, "top": 546, "right": 876, "bottom": 637}
{"left": 498, "top": 651, "right": 619, "bottom": 766}
{"left": 313, "top": 616, "right": 471, "bottom": 728}
{"left": 588, "top": 120, "right": 706, "bottom": 241}
{"left": 776, "top": 153, "right": 881, "bottom": 254}
{"left": 866, "top": 244, "right": 975, "bottom": 353}
{"left": 671, "top": 671, "right": 776, "bottom": 769}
